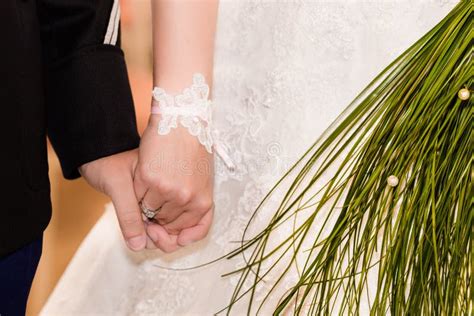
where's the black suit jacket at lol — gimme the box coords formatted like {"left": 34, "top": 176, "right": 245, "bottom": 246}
{"left": 0, "top": 0, "right": 140, "bottom": 257}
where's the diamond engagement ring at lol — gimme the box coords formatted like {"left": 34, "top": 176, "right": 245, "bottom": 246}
{"left": 139, "top": 200, "right": 162, "bottom": 220}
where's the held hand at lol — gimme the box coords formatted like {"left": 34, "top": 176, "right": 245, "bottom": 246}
{"left": 134, "top": 115, "right": 214, "bottom": 252}
{"left": 79, "top": 150, "right": 151, "bottom": 252}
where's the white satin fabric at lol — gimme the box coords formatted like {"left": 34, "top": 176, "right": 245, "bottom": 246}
{"left": 41, "top": 1, "right": 457, "bottom": 315}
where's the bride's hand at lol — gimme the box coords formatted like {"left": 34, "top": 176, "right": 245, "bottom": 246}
{"left": 133, "top": 115, "right": 214, "bottom": 252}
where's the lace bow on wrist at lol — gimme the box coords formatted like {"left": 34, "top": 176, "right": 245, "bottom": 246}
{"left": 151, "top": 73, "right": 235, "bottom": 171}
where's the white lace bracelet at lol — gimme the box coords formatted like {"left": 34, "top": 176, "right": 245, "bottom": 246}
{"left": 151, "top": 73, "right": 235, "bottom": 171}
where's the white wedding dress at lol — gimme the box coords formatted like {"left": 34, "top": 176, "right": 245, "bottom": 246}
{"left": 41, "top": 1, "right": 457, "bottom": 315}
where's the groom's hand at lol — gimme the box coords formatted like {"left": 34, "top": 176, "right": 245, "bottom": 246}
{"left": 79, "top": 149, "right": 148, "bottom": 252}
{"left": 133, "top": 116, "right": 214, "bottom": 252}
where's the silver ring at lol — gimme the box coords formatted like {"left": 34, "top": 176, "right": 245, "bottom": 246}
{"left": 139, "top": 200, "right": 162, "bottom": 220}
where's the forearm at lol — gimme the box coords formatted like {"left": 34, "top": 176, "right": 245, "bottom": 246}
{"left": 151, "top": 0, "right": 219, "bottom": 94}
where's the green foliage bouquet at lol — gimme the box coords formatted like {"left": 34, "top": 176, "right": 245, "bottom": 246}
{"left": 221, "top": 1, "right": 472, "bottom": 315}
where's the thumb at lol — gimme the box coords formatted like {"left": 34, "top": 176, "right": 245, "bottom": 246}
{"left": 108, "top": 175, "right": 147, "bottom": 251}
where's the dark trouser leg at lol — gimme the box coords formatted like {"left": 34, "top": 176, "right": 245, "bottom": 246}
{"left": 0, "top": 236, "right": 43, "bottom": 316}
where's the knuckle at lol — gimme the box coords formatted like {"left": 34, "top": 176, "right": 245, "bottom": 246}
{"left": 140, "top": 169, "right": 157, "bottom": 186}
{"left": 156, "top": 180, "right": 174, "bottom": 195}
{"left": 177, "top": 188, "right": 193, "bottom": 205}
{"left": 195, "top": 197, "right": 214, "bottom": 213}
{"left": 141, "top": 171, "right": 176, "bottom": 195}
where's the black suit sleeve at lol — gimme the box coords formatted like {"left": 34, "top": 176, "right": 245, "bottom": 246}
{"left": 38, "top": 0, "right": 140, "bottom": 179}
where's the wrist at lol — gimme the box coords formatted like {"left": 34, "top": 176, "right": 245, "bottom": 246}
{"left": 147, "top": 73, "right": 235, "bottom": 170}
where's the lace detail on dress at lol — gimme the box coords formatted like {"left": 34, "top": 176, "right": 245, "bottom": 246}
{"left": 152, "top": 73, "right": 236, "bottom": 170}
{"left": 152, "top": 73, "right": 214, "bottom": 153}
